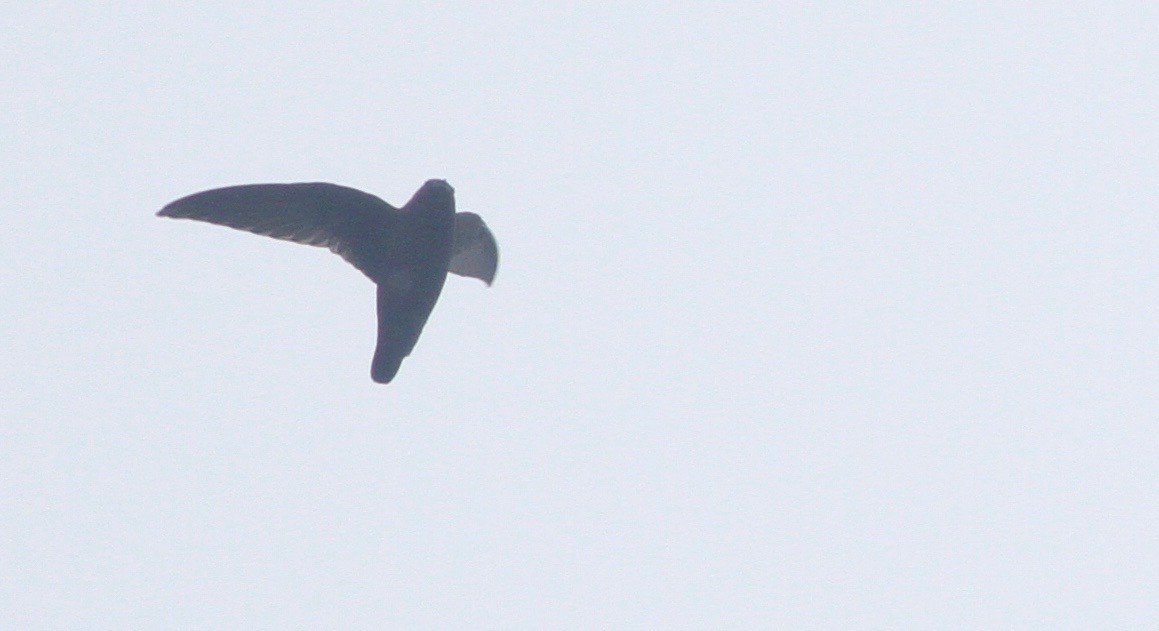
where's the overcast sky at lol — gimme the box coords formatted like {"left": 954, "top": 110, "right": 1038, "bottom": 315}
{"left": 3, "top": 2, "right": 1157, "bottom": 628}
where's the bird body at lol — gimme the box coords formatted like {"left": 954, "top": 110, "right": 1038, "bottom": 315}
{"left": 157, "top": 179, "right": 497, "bottom": 383}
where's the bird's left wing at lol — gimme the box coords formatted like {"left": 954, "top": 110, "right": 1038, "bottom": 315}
{"left": 448, "top": 212, "right": 499, "bottom": 285}
{"left": 157, "top": 183, "right": 396, "bottom": 279}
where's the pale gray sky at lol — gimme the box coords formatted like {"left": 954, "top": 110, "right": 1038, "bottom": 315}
{"left": 3, "top": 2, "right": 1157, "bottom": 628}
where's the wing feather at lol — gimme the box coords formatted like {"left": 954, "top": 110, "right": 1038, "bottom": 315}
{"left": 157, "top": 183, "right": 396, "bottom": 279}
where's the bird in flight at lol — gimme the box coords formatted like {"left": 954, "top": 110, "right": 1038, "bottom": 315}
{"left": 157, "top": 179, "right": 498, "bottom": 383}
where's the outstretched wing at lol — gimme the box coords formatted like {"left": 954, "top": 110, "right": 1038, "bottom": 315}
{"left": 371, "top": 274, "right": 446, "bottom": 383}
{"left": 157, "top": 183, "right": 396, "bottom": 280}
{"left": 449, "top": 212, "right": 499, "bottom": 285}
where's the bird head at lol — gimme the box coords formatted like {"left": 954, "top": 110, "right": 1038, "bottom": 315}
{"left": 409, "top": 179, "right": 455, "bottom": 208}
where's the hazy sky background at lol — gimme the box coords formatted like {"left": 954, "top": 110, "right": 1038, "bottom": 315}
{"left": 3, "top": 2, "right": 1156, "bottom": 628}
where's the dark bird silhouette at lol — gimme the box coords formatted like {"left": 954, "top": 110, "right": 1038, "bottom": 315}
{"left": 157, "top": 179, "right": 498, "bottom": 383}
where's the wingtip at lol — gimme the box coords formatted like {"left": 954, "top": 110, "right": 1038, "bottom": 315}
{"left": 370, "top": 369, "right": 395, "bottom": 384}
{"left": 371, "top": 361, "right": 400, "bottom": 384}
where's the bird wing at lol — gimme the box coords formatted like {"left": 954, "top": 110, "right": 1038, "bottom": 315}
{"left": 371, "top": 276, "right": 445, "bottom": 383}
{"left": 448, "top": 212, "right": 499, "bottom": 285}
{"left": 157, "top": 183, "right": 395, "bottom": 280}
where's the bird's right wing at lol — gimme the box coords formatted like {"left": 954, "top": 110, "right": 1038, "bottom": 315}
{"left": 448, "top": 212, "right": 499, "bottom": 285}
{"left": 157, "top": 183, "right": 396, "bottom": 280}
